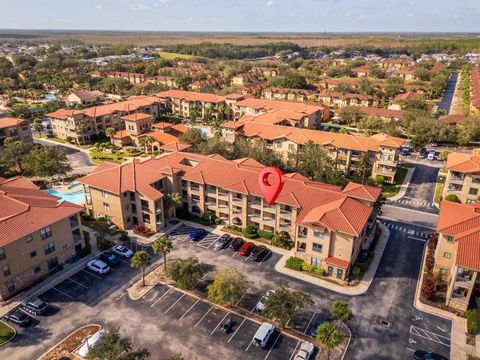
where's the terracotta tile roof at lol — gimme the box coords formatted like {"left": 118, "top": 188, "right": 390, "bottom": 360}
{"left": 439, "top": 114, "right": 466, "bottom": 125}
{"left": 471, "top": 66, "right": 480, "bottom": 109}
{"left": 70, "top": 90, "right": 104, "bottom": 101}
{"left": 0, "top": 177, "right": 83, "bottom": 246}
{"left": 235, "top": 97, "right": 326, "bottom": 115}
{"left": 394, "top": 91, "right": 421, "bottom": 102}
{"left": 0, "top": 117, "right": 27, "bottom": 129}
{"left": 113, "top": 130, "right": 129, "bottom": 139}
{"left": 437, "top": 201, "right": 480, "bottom": 271}
{"left": 325, "top": 256, "right": 350, "bottom": 269}
{"left": 446, "top": 153, "right": 480, "bottom": 173}
{"left": 77, "top": 152, "right": 374, "bottom": 236}
{"left": 342, "top": 182, "right": 381, "bottom": 202}
{"left": 122, "top": 112, "right": 152, "bottom": 122}
{"left": 157, "top": 89, "right": 225, "bottom": 103}
{"left": 146, "top": 131, "right": 180, "bottom": 145}
{"left": 159, "top": 142, "right": 191, "bottom": 152}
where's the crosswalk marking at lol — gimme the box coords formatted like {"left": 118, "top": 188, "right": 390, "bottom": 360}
{"left": 389, "top": 198, "right": 435, "bottom": 208}
{"left": 381, "top": 221, "right": 430, "bottom": 238}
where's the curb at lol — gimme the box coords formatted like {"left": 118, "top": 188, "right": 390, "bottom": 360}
{"left": 388, "top": 166, "right": 415, "bottom": 201}
{"left": 341, "top": 323, "right": 352, "bottom": 360}
{"left": 0, "top": 320, "right": 16, "bottom": 347}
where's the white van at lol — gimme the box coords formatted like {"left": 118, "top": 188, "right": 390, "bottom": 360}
{"left": 78, "top": 329, "right": 107, "bottom": 358}
{"left": 253, "top": 322, "right": 275, "bottom": 348}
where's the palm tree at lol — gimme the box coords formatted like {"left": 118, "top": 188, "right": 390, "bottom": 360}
{"left": 152, "top": 236, "right": 174, "bottom": 270}
{"left": 189, "top": 104, "right": 200, "bottom": 124}
{"left": 33, "top": 118, "right": 42, "bottom": 137}
{"left": 203, "top": 107, "right": 213, "bottom": 125}
{"left": 316, "top": 321, "right": 341, "bottom": 360}
{"left": 330, "top": 300, "right": 353, "bottom": 330}
{"left": 131, "top": 250, "right": 151, "bottom": 287}
{"left": 138, "top": 136, "right": 154, "bottom": 153}
{"left": 105, "top": 127, "right": 116, "bottom": 144}
{"left": 76, "top": 123, "right": 86, "bottom": 145}
{"left": 165, "top": 192, "right": 182, "bottom": 219}
{"left": 210, "top": 117, "right": 224, "bottom": 137}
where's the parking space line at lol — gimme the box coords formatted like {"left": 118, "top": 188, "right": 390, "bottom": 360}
{"left": 258, "top": 250, "right": 270, "bottom": 266}
{"left": 118, "top": 259, "right": 129, "bottom": 264}
{"left": 264, "top": 332, "right": 282, "bottom": 360}
{"left": 409, "top": 325, "right": 450, "bottom": 347}
{"left": 210, "top": 312, "right": 230, "bottom": 335}
{"left": 194, "top": 306, "right": 213, "bottom": 328}
{"left": 179, "top": 298, "right": 200, "bottom": 320}
{"left": 150, "top": 287, "right": 173, "bottom": 308}
{"left": 52, "top": 286, "right": 74, "bottom": 299}
{"left": 303, "top": 312, "right": 316, "bottom": 333}
{"left": 235, "top": 288, "right": 250, "bottom": 306}
{"left": 288, "top": 341, "right": 301, "bottom": 360}
{"left": 19, "top": 308, "right": 38, "bottom": 320}
{"left": 81, "top": 269, "right": 102, "bottom": 280}
{"left": 231, "top": 250, "right": 239, "bottom": 257}
{"left": 244, "top": 255, "right": 250, "bottom": 262}
{"left": 66, "top": 277, "right": 88, "bottom": 289}
{"left": 165, "top": 293, "right": 186, "bottom": 314}
{"left": 245, "top": 339, "right": 254, "bottom": 352}
{"left": 228, "top": 317, "right": 246, "bottom": 343}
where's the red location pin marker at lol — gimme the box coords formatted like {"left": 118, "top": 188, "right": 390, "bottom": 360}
{"left": 258, "top": 167, "right": 285, "bottom": 205}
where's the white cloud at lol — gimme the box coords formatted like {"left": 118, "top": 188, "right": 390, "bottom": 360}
{"left": 95, "top": 4, "right": 104, "bottom": 10}
{"left": 266, "top": 0, "right": 274, "bottom": 7}
{"left": 159, "top": 0, "right": 171, "bottom": 4}
{"left": 129, "top": 3, "right": 150, "bottom": 11}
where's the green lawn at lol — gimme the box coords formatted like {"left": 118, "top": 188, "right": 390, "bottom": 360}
{"left": 0, "top": 321, "right": 15, "bottom": 345}
{"left": 381, "top": 167, "right": 408, "bottom": 198}
{"left": 434, "top": 180, "right": 446, "bottom": 204}
{"left": 157, "top": 51, "right": 203, "bottom": 61}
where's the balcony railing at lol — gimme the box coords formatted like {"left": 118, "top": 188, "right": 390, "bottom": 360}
{"left": 72, "top": 232, "right": 82, "bottom": 243}
{"left": 296, "top": 247, "right": 306, "bottom": 253}
{"left": 455, "top": 276, "right": 473, "bottom": 285}
{"left": 69, "top": 218, "right": 79, "bottom": 228}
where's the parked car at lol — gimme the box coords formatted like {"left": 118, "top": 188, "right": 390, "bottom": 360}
{"left": 78, "top": 329, "right": 108, "bottom": 358}
{"left": 4, "top": 309, "right": 31, "bottom": 327}
{"left": 250, "top": 245, "right": 269, "bottom": 261}
{"left": 294, "top": 341, "right": 315, "bottom": 360}
{"left": 229, "top": 237, "right": 245, "bottom": 251}
{"left": 427, "top": 150, "right": 436, "bottom": 161}
{"left": 214, "top": 234, "right": 232, "bottom": 250}
{"left": 87, "top": 259, "right": 110, "bottom": 274}
{"left": 189, "top": 228, "right": 206, "bottom": 241}
{"left": 21, "top": 298, "right": 48, "bottom": 316}
{"left": 413, "top": 350, "right": 447, "bottom": 360}
{"left": 400, "top": 147, "right": 411, "bottom": 156}
{"left": 100, "top": 251, "right": 121, "bottom": 266}
{"left": 220, "top": 318, "right": 234, "bottom": 334}
{"left": 255, "top": 290, "right": 275, "bottom": 312}
{"left": 112, "top": 245, "right": 133, "bottom": 259}
{"left": 239, "top": 241, "right": 255, "bottom": 256}
{"left": 419, "top": 148, "right": 427, "bottom": 159}
{"left": 309, "top": 318, "right": 328, "bottom": 337}
{"left": 253, "top": 322, "right": 275, "bottom": 348}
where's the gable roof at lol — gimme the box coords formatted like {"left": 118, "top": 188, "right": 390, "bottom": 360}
{"left": 446, "top": 153, "right": 480, "bottom": 173}
{"left": 157, "top": 90, "right": 225, "bottom": 103}
{"left": 0, "top": 117, "right": 27, "bottom": 129}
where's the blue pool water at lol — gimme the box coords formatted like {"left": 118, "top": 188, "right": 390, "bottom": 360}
{"left": 46, "top": 189, "right": 85, "bottom": 204}
{"left": 67, "top": 182, "right": 82, "bottom": 190}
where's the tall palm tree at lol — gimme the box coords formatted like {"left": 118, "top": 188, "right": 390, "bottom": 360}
{"left": 316, "top": 321, "right": 341, "bottom": 360}
{"left": 189, "top": 104, "right": 200, "bottom": 124}
{"left": 33, "top": 118, "right": 42, "bottom": 137}
{"left": 105, "top": 127, "right": 116, "bottom": 144}
{"left": 138, "top": 136, "right": 154, "bottom": 153}
{"left": 330, "top": 300, "right": 353, "bottom": 330}
{"left": 165, "top": 192, "right": 182, "bottom": 219}
{"left": 152, "top": 236, "right": 174, "bottom": 270}
{"left": 76, "top": 123, "right": 86, "bottom": 145}
{"left": 131, "top": 251, "right": 151, "bottom": 287}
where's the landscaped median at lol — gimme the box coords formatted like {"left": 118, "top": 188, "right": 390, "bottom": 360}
{"left": 0, "top": 321, "right": 15, "bottom": 346}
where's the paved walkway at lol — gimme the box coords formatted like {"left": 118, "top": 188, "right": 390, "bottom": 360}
{"left": 388, "top": 167, "right": 415, "bottom": 201}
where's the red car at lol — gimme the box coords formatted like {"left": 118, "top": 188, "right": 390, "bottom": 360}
{"left": 239, "top": 241, "right": 255, "bottom": 256}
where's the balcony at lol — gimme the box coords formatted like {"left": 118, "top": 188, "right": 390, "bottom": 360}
{"left": 376, "top": 166, "right": 396, "bottom": 174}
{"left": 217, "top": 192, "right": 229, "bottom": 200}
{"left": 280, "top": 210, "right": 292, "bottom": 219}
{"left": 249, "top": 201, "right": 262, "bottom": 210}
{"left": 262, "top": 217, "right": 276, "bottom": 227}
{"left": 69, "top": 217, "right": 79, "bottom": 228}
{"left": 455, "top": 276, "right": 473, "bottom": 286}
{"left": 141, "top": 206, "right": 150, "bottom": 213}
{"left": 72, "top": 230, "right": 82, "bottom": 243}
{"left": 279, "top": 222, "right": 291, "bottom": 230}
{"left": 263, "top": 205, "right": 276, "bottom": 214}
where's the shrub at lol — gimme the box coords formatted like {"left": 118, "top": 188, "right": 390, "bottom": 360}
{"left": 421, "top": 275, "right": 436, "bottom": 300}
{"left": 66, "top": 136, "right": 73, "bottom": 143}
{"left": 242, "top": 225, "right": 258, "bottom": 239}
{"left": 257, "top": 229, "right": 274, "bottom": 240}
{"left": 301, "top": 263, "right": 313, "bottom": 272}
{"left": 202, "top": 210, "right": 215, "bottom": 223}
{"left": 374, "top": 175, "right": 385, "bottom": 185}
{"left": 351, "top": 266, "right": 361, "bottom": 279}
{"left": 77, "top": 244, "right": 91, "bottom": 258}
{"left": 271, "top": 232, "right": 294, "bottom": 249}
{"left": 444, "top": 194, "right": 460, "bottom": 203}
{"left": 96, "top": 216, "right": 107, "bottom": 222}
{"left": 467, "top": 308, "right": 479, "bottom": 335}
{"left": 229, "top": 225, "right": 242, "bottom": 232}
{"left": 313, "top": 267, "right": 325, "bottom": 276}
{"left": 214, "top": 217, "right": 222, "bottom": 225}
{"left": 81, "top": 213, "right": 92, "bottom": 222}
{"left": 286, "top": 256, "right": 304, "bottom": 271}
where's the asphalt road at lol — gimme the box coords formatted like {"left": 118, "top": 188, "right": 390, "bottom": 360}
{"left": 436, "top": 72, "right": 458, "bottom": 117}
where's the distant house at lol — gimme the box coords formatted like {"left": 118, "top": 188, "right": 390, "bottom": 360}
{"left": 0, "top": 117, "right": 33, "bottom": 146}
{"left": 388, "top": 91, "right": 421, "bottom": 110}
{"left": 67, "top": 90, "right": 105, "bottom": 106}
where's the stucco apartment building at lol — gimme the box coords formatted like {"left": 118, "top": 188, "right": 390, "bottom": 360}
{"left": 67, "top": 90, "right": 105, "bottom": 106}
{"left": 317, "top": 92, "right": 377, "bottom": 108}
{"left": 0, "top": 176, "right": 85, "bottom": 301}
{"left": 222, "top": 116, "right": 404, "bottom": 183}
{"left": 471, "top": 66, "right": 480, "bottom": 116}
{"left": 443, "top": 153, "right": 480, "bottom": 204}
{"left": 77, "top": 151, "right": 379, "bottom": 281}
{"left": 261, "top": 87, "right": 316, "bottom": 102}
{"left": 0, "top": 117, "right": 33, "bottom": 146}
{"left": 434, "top": 200, "right": 480, "bottom": 311}
{"left": 47, "top": 96, "right": 163, "bottom": 144}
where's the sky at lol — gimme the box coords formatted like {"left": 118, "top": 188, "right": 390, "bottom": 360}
{"left": 2, "top": 0, "right": 480, "bottom": 33}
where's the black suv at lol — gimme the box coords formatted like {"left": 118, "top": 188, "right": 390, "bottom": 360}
{"left": 21, "top": 298, "right": 49, "bottom": 316}
{"left": 250, "top": 245, "right": 269, "bottom": 261}
{"left": 229, "top": 237, "right": 245, "bottom": 251}
{"left": 4, "top": 309, "right": 32, "bottom": 327}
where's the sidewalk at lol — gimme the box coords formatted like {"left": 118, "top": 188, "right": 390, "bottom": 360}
{"left": 34, "top": 137, "right": 92, "bottom": 156}
{"left": 388, "top": 166, "right": 415, "bottom": 201}
{"left": 413, "top": 243, "right": 467, "bottom": 360}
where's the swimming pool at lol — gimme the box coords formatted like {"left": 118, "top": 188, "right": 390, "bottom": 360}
{"left": 67, "top": 183, "right": 82, "bottom": 190}
{"left": 46, "top": 189, "right": 85, "bottom": 205}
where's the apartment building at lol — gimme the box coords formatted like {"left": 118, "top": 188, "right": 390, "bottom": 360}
{"left": 77, "top": 151, "right": 379, "bottom": 281}
{"left": 47, "top": 96, "right": 163, "bottom": 144}
{"left": 67, "top": 90, "right": 105, "bottom": 106}
{"left": 471, "top": 66, "right": 480, "bottom": 116}
{"left": 317, "top": 92, "right": 377, "bottom": 108}
{"left": 0, "top": 117, "right": 33, "bottom": 146}
{"left": 261, "top": 87, "right": 316, "bottom": 102}
{"left": 157, "top": 90, "right": 226, "bottom": 121}
{"left": 360, "top": 107, "right": 405, "bottom": 122}
{"left": 222, "top": 118, "right": 404, "bottom": 183}
{"left": 443, "top": 153, "right": 480, "bottom": 204}
{"left": 434, "top": 200, "right": 480, "bottom": 311}
{"left": 0, "top": 176, "right": 85, "bottom": 301}
{"left": 232, "top": 97, "right": 329, "bottom": 129}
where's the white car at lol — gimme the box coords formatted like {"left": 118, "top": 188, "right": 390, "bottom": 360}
{"left": 294, "top": 341, "right": 315, "bottom": 360}
{"left": 254, "top": 290, "right": 275, "bottom": 312}
{"left": 112, "top": 245, "right": 133, "bottom": 258}
{"left": 78, "top": 329, "right": 107, "bottom": 357}
{"left": 253, "top": 322, "right": 275, "bottom": 348}
{"left": 87, "top": 260, "right": 110, "bottom": 274}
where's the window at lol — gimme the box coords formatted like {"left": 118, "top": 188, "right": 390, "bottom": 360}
{"left": 26, "top": 234, "right": 33, "bottom": 242}
{"left": 311, "top": 257, "right": 322, "bottom": 267}
{"left": 6, "top": 280, "right": 15, "bottom": 293}
{"left": 443, "top": 252, "right": 452, "bottom": 259}
{"left": 275, "top": 142, "right": 282, "bottom": 148}
{"left": 313, "top": 230, "right": 324, "bottom": 238}
{"left": 47, "top": 257, "right": 59, "bottom": 270}
{"left": 43, "top": 241, "right": 56, "bottom": 255}
{"left": 288, "top": 143, "right": 295, "bottom": 151}
{"left": 105, "top": 215, "right": 112, "bottom": 222}
{"left": 40, "top": 226, "right": 52, "bottom": 240}
{"left": 336, "top": 269, "right": 344, "bottom": 279}
{"left": 439, "top": 267, "right": 447, "bottom": 275}
{"left": 101, "top": 190, "right": 108, "bottom": 198}
{"left": 2, "top": 265, "right": 10, "bottom": 277}
{"left": 103, "top": 202, "right": 110, "bottom": 211}
{"left": 445, "top": 235, "right": 454, "bottom": 243}
{"left": 34, "top": 266, "right": 41, "bottom": 274}
{"left": 312, "top": 243, "right": 323, "bottom": 253}
{"left": 469, "top": 188, "right": 478, "bottom": 196}
{"left": 30, "top": 251, "right": 37, "bottom": 258}
{"left": 0, "top": 247, "right": 5, "bottom": 260}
